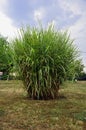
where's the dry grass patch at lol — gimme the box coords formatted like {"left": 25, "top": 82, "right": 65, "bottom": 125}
{"left": 0, "top": 80, "right": 86, "bottom": 130}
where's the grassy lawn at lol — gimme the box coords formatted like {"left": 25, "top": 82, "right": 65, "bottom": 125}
{"left": 0, "top": 80, "right": 86, "bottom": 130}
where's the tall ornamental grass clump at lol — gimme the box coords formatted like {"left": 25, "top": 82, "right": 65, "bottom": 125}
{"left": 13, "top": 25, "right": 78, "bottom": 99}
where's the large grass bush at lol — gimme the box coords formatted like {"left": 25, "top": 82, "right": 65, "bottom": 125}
{"left": 13, "top": 25, "right": 79, "bottom": 99}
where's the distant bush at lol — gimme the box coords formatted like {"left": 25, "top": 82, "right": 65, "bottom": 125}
{"left": 77, "top": 72, "right": 86, "bottom": 81}
{"left": 0, "top": 35, "right": 13, "bottom": 79}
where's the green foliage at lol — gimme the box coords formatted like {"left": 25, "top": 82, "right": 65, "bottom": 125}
{"left": 0, "top": 35, "right": 13, "bottom": 79}
{"left": 13, "top": 25, "right": 80, "bottom": 99}
{"left": 74, "top": 111, "right": 86, "bottom": 121}
{"left": 67, "top": 59, "right": 84, "bottom": 80}
{"left": 0, "top": 108, "right": 5, "bottom": 116}
{"left": 77, "top": 71, "right": 86, "bottom": 81}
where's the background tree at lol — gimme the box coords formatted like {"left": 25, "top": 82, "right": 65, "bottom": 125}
{"left": 0, "top": 35, "right": 13, "bottom": 79}
{"left": 67, "top": 59, "right": 84, "bottom": 81}
{"left": 13, "top": 25, "right": 82, "bottom": 99}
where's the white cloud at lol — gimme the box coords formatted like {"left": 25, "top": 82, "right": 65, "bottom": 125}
{"left": 69, "top": 16, "right": 86, "bottom": 39}
{"left": 0, "top": 0, "right": 8, "bottom": 12}
{"left": 0, "top": 0, "right": 18, "bottom": 41}
{"left": 0, "top": 12, "right": 18, "bottom": 41}
{"left": 58, "top": 0, "right": 86, "bottom": 72}
{"left": 34, "top": 7, "right": 45, "bottom": 22}
{"left": 69, "top": 14, "right": 86, "bottom": 71}
{"left": 58, "top": 0, "right": 82, "bottom": 16}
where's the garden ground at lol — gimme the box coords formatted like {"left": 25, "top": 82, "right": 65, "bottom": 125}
{"left": 0, "top": 80, "right": 86, "bottom": 130}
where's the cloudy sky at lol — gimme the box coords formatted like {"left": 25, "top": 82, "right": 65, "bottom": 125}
{"left": 0, "top": 0, "right": 86, "bottom": 70}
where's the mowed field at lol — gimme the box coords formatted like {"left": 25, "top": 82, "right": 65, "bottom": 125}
{"left": 0, "top": 80, "right": 86, "bottom": 130}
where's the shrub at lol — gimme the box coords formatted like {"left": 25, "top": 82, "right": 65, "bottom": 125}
{"left": 0, "top": 35, "right": 13, "bottom": 79}
{"left": 13, "top": 25, "right": 79, "bottom": 99}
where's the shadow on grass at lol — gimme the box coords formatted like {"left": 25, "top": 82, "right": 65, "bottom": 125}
{"left": 0, "top": 108, "right": 5, "bottom": 117}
